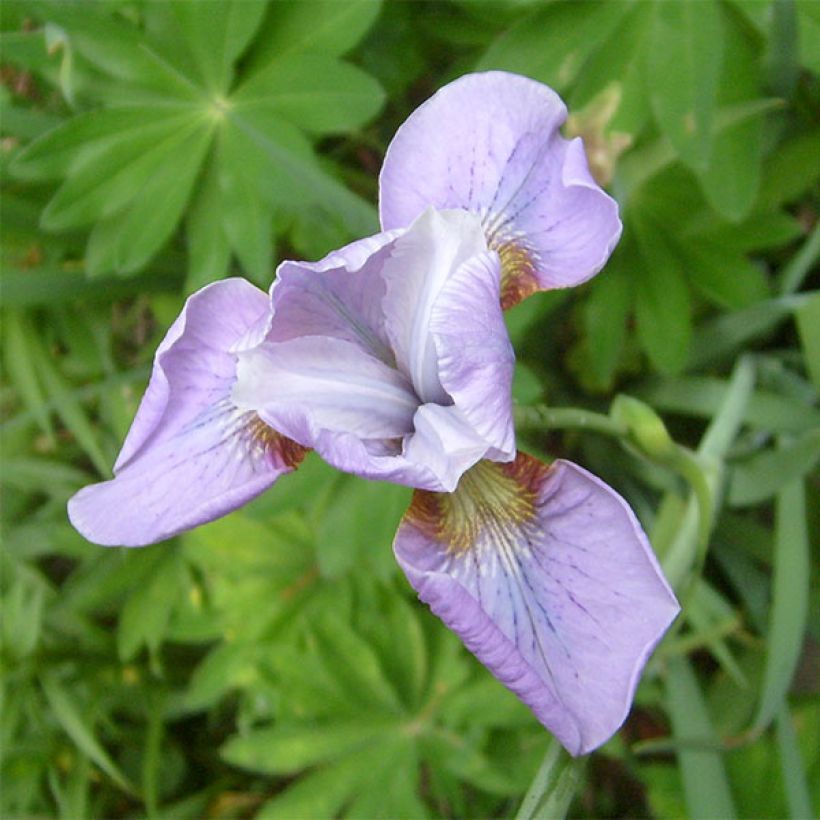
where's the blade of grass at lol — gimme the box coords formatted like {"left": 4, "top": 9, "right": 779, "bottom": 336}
{"left": 776, "top": 703, "right": 815, "bottom": 819}
{"left": 666, "top": 656, "right": 736, "bottom": 819}
{"left": 660, "top": 357, "right": 754, "bottom": 588}
{"left": 515, "top": 735, "right": 584, "bottom": 820}
{"left": 753, "top": 475, "right": 810, "bottom": 731}
{"left": 780, "top": 222, "right": 820, "bottom": 295}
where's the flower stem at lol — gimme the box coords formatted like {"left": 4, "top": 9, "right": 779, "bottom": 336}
{"left": 515, "top": 736, "right": 585, "bottom": 820}
{"left": 514, "top": 404, "right": 626, "bottom": 438}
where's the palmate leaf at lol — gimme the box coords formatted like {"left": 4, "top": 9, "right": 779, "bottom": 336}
{"left": 217, "top": 576, "right": 534, "bottom": 817}
{"left": 9, "top": 0, "right": 383, "bottom": 281}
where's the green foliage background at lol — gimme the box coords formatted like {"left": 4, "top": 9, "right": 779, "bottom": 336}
{"left": 1, "top": 1, "right": 818, "bottom": 817}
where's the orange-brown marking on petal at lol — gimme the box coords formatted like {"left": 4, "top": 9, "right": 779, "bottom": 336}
{"left": 246, "top": 413, "right": 309, "bottom": 470}
{"left": 494, "top": 240, "right": 540, "bottom": 310}
{"left": 406, "top": 453, "right": 550, "bottom": 554}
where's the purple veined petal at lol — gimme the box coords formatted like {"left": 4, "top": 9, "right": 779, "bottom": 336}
{"left": 116, "top": 279, "right": 272, "bottom": 470}
{"left": 381, "top": 208, "right": 489, "bottom": 403}
{"left": 379, "top": 71, "right": 622, "bottom": 308}
{"left": 233, "top": 335, "right": 419, "bottom": 441}
{"left": 394, "top": 453, "right": 680, "bottom": 755}
{"left": 68, "top": 279, "right": 306, "bottom": 547}
{"left": 267, "top": 229, "right": 402, "bottom": 364}
{"left": 430, "top": 247, "right": 515, "bottom": 461}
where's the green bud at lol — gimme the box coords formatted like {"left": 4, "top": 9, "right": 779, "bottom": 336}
{"left": 611, "top": 395, "right": 676, "bottom": 462}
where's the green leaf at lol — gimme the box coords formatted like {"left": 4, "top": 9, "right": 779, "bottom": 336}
{"left": 245, "top": 0, "right": 383, "bottom": 70}
{"left": 41, "top": 116, "right": 207, "bottom": 231}
{"left": 93, "top": 122, "right": 213, "bottom": 275}
{"left": 665, "top": 656, "right": 736, "bottom": 819}
{"left": 315, "top": 476, "right": 410, "bottom": 580}
{"left": 515, "top": 737, "right": 583, "bottom": 820}
{"left": 171, "top": 0, "right": 267, "bottom": 93}
{"left": 582, "top": 253, "right": 633, "bottom": 389}
{"left": 368, "top": 593, "right": 428, "bottom": 710}
{"left": 3, "top": 311, "right": 54, "bottom": 441}
{"left": 682, "top": 241, "right": 769, "bottom": 310}
{"left": 27, "top": 329, "right": 110, "bottom": 475}
{"left": 688, "top": 209, "right": 802, "bottom": 253}
{"left": 312, "top": 614, "right": 404, "bottom": 714}
{"left": 648, "top": 0, "right": 723, "bottom": 171}
{"left": 233, "top": 53, "right": 385, "bottom": 135}
{"left": 10, "top": 107, "right": 193, "bottom": 181}
{"left": 228, "top": 105, "right": 377, "bottom": 238}
{"left": 795, "top": 292, "right": 820, "bottom": 390}
{"left": 632, "top": 212, "right": 692, "bottom": 374}
{"left": 117, "top": 548, "right": 185, "bottom": 662}
{"left": 638, "top": 376, "right": 820, "bottom": 433}
{"left": 697, "top": 4, "right": 764, "bottom": 220}
{"left": 185, "top": 150, "right": 232, "bottom": 290}
{"left": 753, "top": 477, "right": 810, "bottom": 731}
{"left": 758, "top": 127, "right": 820, "bottom": 210}
{"left": 569, "top": 2, "right": 652, "bottom": 135}
{"left": 33, "top": 2, "right": 201, "bottom": 99}
{"left": 776, "top": 704, "right": 815, "bottom": 820}
{"left": 40, "top": 670, "right": 135, "bottom": 795}
{"left": 217, "top": 122, "right": 275, "bottom": 281}
{"left": 729, "top": 430, "right": 820, "bottom": 506}
{"left": 688, "top": 293, "right": 808, "bottom": 370}
{"left": 256, "top": 740, "right": 401, "bottom": 820}
{"left": 477, "top": 1, "right": 630, "bottom": 92}
{"left": 221, "top": 720, "right": 393, "bottom": 775}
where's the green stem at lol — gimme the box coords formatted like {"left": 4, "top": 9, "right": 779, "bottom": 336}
{"left": 515, "top": 736, "right": 585, "bottom": 820}
{"left": 514, "top": 404, "right": 626, "bottom": 438}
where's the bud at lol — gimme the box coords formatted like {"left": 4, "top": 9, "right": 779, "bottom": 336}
{"left": 611, "top": 395, "right": 676, "bottom": 462}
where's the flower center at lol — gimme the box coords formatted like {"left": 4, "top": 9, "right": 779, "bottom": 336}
{"left": 406, "top": 455, "right": 545, "bottom": 554}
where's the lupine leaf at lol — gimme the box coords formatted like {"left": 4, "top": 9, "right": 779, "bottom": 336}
{"left": 697, "top": 3, "right": 764, "bottom": 220}
{"left": 647, "top": 0, "right": 723, "bottom": 171}
{"left": 477, "top": 0, "right": 630, "bottom": 92}
{"left": 632, "top": 211, "right": 691, "bottom": 374}
{"left": 40, "top": 671, "right": 135, "bottom": 795}
{"left": 233, "top": 53, "right": 385, "bottom": 135}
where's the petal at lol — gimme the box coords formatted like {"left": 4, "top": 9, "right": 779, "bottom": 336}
{"left": 430, "top": 247, "right": 515, "bottom": 460}
{"left": 393, "top": 454, "right": 680, "bottom": 755}
{"left": 403, "top": 404, "right": 497, "bottom": 492}
{"left": 233, "top": 336, "right": 419, "bottom": 441}
{"left": 116, "top": 278, "right": 272, "bottom": 470}
{"left": 379, "top": 72, "right": 622, "bottom": 304}
{"left": 68, "top": 408, "right": 305, "bottom": 547}
{"left": 69, "top": 279, "right": 305, "bottom": 547}
{"left": 268, "top": 230, "right": 401, "bottom": 365}
{"left": 381, "top": 208, "right": 489, "bottom": 403}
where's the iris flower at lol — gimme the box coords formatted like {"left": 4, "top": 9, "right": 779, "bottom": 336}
{"left": 69, "top": 72, "right": 678, "bottom": 755}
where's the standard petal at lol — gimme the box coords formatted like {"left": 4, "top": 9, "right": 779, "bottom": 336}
{"left": 393, "top": 454, "right": 679, "bottom": 755}
{"left": 430, "top": 248, "right": 515, "bottom": 460}
{"left": 379, "top": 72, "right": 622, "bottom": 304}
{"left": 381, "top": 208, "right": 489, "bottom": 403}
{"left": 233, "top": 336, "right": 419, "bottom": 442}
{"left": 268, "top": 230, "right": 401, "bottom": 365}
{"left": 69, "top": 279, "right": 305, "bottom": 547}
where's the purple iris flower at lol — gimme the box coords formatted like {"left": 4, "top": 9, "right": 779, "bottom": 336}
{"left": 68, "top": 72, "right": 678, "bottom": 756}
